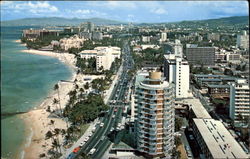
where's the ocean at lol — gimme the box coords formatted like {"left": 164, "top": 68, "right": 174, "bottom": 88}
{"left": 1, "top": 26, "right": 72, "bottom": 159}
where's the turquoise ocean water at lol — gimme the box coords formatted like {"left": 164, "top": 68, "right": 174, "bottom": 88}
{"left": 1, "top": 26, "right": 72, "bottom": 158}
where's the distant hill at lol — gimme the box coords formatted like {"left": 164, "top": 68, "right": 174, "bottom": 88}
{"left": 1, "top": 17, "right": 126, "bottom": 26}
{"left": 175, "top": 16, "right": 249, "bottom": 26}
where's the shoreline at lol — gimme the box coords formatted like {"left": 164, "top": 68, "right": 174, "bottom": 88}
{"left": 20, "top": 48, "right": 77, "bottom": 159}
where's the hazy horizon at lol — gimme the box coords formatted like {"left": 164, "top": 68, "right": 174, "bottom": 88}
{"left": 1, "top": 1, "right": 249, "bottom": 23}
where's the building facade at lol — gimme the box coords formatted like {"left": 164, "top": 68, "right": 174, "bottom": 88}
{"left": 79, "top": 46, "right": 121, "bottom": 71}
{"left": 229, "top": 79, "right": 250, "bottom": 127}
{"left": 164, "top": 56, "right": 190, "bottom": 98}
{"left": 236, "top": 31, "right": 249, "bottom": 50}
{"left": 186, "top": 45, "right": 215, "bottom": 66}
{"left": 163, "top": 40, "right": 183, "bottom": 58}
{"left": 135, "top": 72, "right": 175, "bottom": 158}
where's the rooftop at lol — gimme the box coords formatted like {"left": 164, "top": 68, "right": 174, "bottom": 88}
{"left": 207, "top": 84, "right": 230, "bottom": 88}
{"left": 193, "top": 118, "right": 248, "bottom": 159}
{"left": 183, "top": 98, "right": 211, "bottom": 119}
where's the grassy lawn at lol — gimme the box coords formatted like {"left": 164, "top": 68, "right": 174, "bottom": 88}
{"left": 72, "top": 123, "right": 90, "bottom": 142}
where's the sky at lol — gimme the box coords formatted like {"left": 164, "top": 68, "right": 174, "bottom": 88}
{"left": 1, "top": 1, "right": 249, "bottom": 23}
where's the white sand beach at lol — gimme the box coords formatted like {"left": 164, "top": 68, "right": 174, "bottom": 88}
{"left": 20, "top": 49, "right": 78, "bottom": 158}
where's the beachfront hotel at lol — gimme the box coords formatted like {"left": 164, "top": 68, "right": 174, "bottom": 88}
{"left": 79, "top": 46, "right": 121, "bottom": 71}
{"left": 134, "top": 71, "right": 175, "bottom": 158}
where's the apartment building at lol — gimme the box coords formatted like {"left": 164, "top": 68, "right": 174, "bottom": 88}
{"left": 207, "top": 84, "right": 230, "bottom": 99}
{"left": 134, "top": 71, "right": 175, "bottom": 158}
{"left": 229, "top": 79, "right": 250, "bottom": 127}
{"left": 186, "top": 44, "right": 215, "bottom": 66}
{"left": 164, "top": 56, "right": 190, "bottom": 98}
{"left": 236, "top": 30, "right": 249, "bottom": 50}
{"left": 193, "top": 118, "right": 248, "bottom": 159}
{"left": 79, "top": 46, "right": 121, "bottom": 71}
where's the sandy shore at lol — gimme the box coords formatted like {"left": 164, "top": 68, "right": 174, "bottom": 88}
{"left": 21, "top": 49, "right": 76, "bottom": 69}
{"left": 21, "top": 49, "right": 78, "bottom": 159}
{"left": 20, "top": 49, "right": 106, "bottom": 158}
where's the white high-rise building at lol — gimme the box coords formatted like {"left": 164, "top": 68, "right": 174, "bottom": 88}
{"left": 161, "top": 32, "right": 167, "bottom": 42}
{"left": 134, "top": 71, "right": 175, "bottom": 158}
{"left": 164, "top": 56, "right": 190, "bottom": 98}
{"left": 229, "top": 79, "right": 250, "bottom": 127}
{"left": 236, "top": 30, "right": 249, "bottom": 50}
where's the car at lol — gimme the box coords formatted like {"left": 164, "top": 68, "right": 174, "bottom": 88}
{"left": 88, "top": 132, "right": 93, "bottom": 136}
{"left": 112, "top": 115, "right": 115, "bottom": 118}
{"left": 66, "top": 152, "right": 76, "bottom": 159}
{"left": 114, "top": 108, "right": 117, "bottom": 112}
{"left": 84, "top": 137, "right": 89, "bottom": 142}
{"left": 73, "top": 147, "right": 81, "bottom": 153}
{"left": 88, "top": 148, "right": 96, "bottom": 155}
{"left": 79, "top": 141, "right": 85, "bottom": 147}
{"left": 100, "top": 123, "right": 104, "bottom": 127}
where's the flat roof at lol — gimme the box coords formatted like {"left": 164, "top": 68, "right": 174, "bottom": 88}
{"left": 207, "top": 84, "right": 230, "bottom": 88}
{"left": 193, "top": 119, "right": 248, "bottom": 159}
{"left": 200, "top": 79, "right": 222, "bottom": 82}
{"left": 194, "top": 74, "right": 228, "bottom": 78}
{"left": 183, "top": 98, "right": 211, "bottom": 119}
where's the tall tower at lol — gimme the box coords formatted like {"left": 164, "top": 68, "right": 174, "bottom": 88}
{"left": 135, "top": 71, "right": 175, "bottom": 158}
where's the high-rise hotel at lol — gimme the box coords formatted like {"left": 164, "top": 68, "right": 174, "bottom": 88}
{"left": 134, "top": 71, "right": 175, "bottom": 158}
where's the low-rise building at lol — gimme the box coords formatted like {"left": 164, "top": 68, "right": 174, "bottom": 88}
{"left": 141, "top": 36, "right": 151, "bottom": 43}
{"left": 207, "top": 84, "right": 230, "bottom": 99}
{"left": 193, "top": 74, "right": 235, "bottom": 87}
{"left": 193, "top": 118, "right": 248, "bottom": 159}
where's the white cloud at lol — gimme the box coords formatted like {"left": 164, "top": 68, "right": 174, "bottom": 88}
{"left": 65, "top": 9, "right": 107, "bottom": 18}
{"left": 150, "top": 8, "right": 167, "bottom": 15}
{"left": 1, "top": 1, "right": 58, "bottom": 14}
{"left": 88, "top": 1, "right": 137, "bottom": 9}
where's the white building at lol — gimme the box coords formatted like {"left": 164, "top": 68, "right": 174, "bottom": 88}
{"left": 236, "top": 31, "right": 249, "bottom": 50}
{"left": 161, "top": 32, "right": 167, "bottom": 42}
{"left": 193, "top": 118, "right": 248, "bottom": 159}
{"left": 141, "top": 44, "right": 160, "bottom": 50}
{"left": 163, "top": 39, "right": 183, "bottom": 58}
{"left": 229, "top": 79, "right": 250, "bottom": 127}
{"left": 79, "top": 46, "right": 121, "bottom": 71}
{"left": 142, "top": 36, "right": 151, "bottom": 43}
{"left": 164, "top": 56, "right": 190, "bottom": 98}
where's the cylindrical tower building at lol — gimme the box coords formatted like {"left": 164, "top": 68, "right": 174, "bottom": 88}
{"left": 135, "top": 71, "right": 175, "bottom": 158}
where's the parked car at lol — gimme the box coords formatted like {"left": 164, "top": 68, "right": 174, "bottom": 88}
{"left": 73, "top": 147, "right": 81, "bottom": 153}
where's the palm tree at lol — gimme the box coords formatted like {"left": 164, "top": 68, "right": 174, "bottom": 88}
{"left": 84, "top": 82, "right": 89, "bottom": 90}
{"left": 53, "top": 128, "right": 62, "bottom": 154}
{"left": 54, "top": 84, "right": 63, "bottom": 116}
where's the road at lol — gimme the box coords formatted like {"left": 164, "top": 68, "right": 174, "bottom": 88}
{"left": 72, "top": 41, "right": 134, "bottom": 159}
